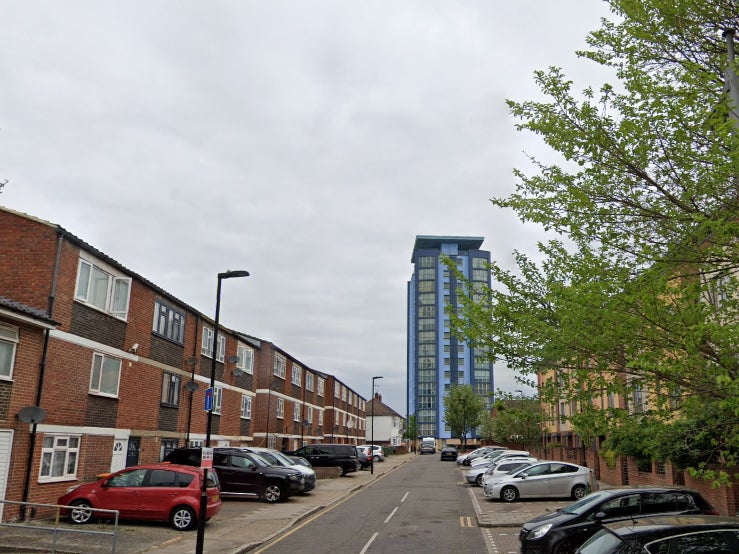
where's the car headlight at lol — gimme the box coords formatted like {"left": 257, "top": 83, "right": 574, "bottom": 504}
{"left": 64, "top": 485, "right": 80, "bottom": 495}
{"left": 528, "top": 524, "right": 553, "bottom": 540}
{"left": 289, "top": 473, "right": 302, "bottom": 480}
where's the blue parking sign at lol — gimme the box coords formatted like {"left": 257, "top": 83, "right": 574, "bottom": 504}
{"left": 204, "top": 387, "right": 213, "bottom": 412}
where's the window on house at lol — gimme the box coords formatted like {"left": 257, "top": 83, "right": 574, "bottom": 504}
{"left": 90, "top": 352, "right": 122, "bottom": 397}
{"left": 152, "top": 300, "right": 186, "bottom": 344}
{"left": 161, "top": 373, "right": 181, "bottom": 406}
{"left": 276, "top": 398, "right": 284, "bottom": 419}
{"left": 334, "top": 382, "right": 340, "bottom": 398}
{"left": 201, "top": 327, "right": 225, "bottom": 362}
{"left": 241, "top": 395, "right": 252, "bottom": 419}
{"left": 160, "top": 439, "right": 178, "bottom": 461}
{"left": 274, "top": 354, "right": 286, "bottom": 379}
{"left": 341, "top": 387, "right": 347, "bottom": 402}
{"left": 307, "top": 406, "right": 313, "bottom": 423}
{"left": 306, "top": 372, "right": 314, "bottom": 392}
{"left": 75, "top": 258, "right": 131, "bottom": 320}
{"left": 417, "top": 268, "right": 435, "bottom": 280}
{"left": 292, "top": 364, "right": 302, "bottom": 386}
{"left": 39, "top": 435, "right": 80, "bottom": 481}
{"left": 318, "top": 410, "right": 323, "bottom": 426}
{"left": 0, "top": 324, "right": 19, "bottom": 379}
{"left": 213, "top": 386, "right": 223, "bottom": 415}
{"left": 317, "top": 378, "right": 324, "bottom": 396}
{"left": 294, "top": 403, "right": 301, "bottom": 421}
{"left": 236, "top": 343, "right": 254, "bottom": 374}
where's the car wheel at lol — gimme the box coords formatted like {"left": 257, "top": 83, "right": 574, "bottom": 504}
{"left": 476, "top": 474, "right": 484, "bottom": 486}
{"left": 68, "top": 499, "right": 94, "bottom": 524}
{"left": 501, "top": 486, "right": 519, "bottom": 502}
{"left": 170, "top": 505, "right": 196, "bottom": 531}
{"left": 372, "top": 455, "right": 380, "bottom": 462}
{"left": 339, "top": 466, "right": 347, "bottom": 476}
{"left": 264, "top": 482, "right": 286, "bottom": 503}
{"left": 572, "top": 484, "right": 587, "bottom": 500}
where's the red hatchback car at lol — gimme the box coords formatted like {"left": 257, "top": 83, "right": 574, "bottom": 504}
{"left": 58, "top": 463, "right": 221, "bottom": 531}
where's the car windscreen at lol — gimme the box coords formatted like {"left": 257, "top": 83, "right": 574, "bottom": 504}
{"left": 255, "top": 451, "right": 283, "bottom": 466}
{"left": 246, "top": 453, "right": 271, "bottom": 467}
{"left": 558, "top": 490, "right": 611, "bottom": 515}
{"left": 577, "top": 529, "right": 625, "bottom": 553}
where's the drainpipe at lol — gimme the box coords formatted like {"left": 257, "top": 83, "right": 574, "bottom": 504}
{"left": 21, "top": 231, "right": 64, "bottom": 519}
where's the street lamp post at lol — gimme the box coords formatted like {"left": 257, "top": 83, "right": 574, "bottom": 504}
{"left": 195, "top": 269, "right": 249, "bottom": 554}
{"left": 370, "top": 376, "right": 383, "bottom": 475}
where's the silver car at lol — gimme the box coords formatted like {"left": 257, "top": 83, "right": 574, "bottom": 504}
{"left": 357, "top": 444, "right": 384, "bottom": 462}
{"left": 484, "top": 461, "right": 595, "bottom": 502}
{"left": 471, "top": 457, "right": 537, "bottom": 487}
{"left": 469, "top": 449, "right": 530, "bottom": 468}
{"left": 243, "top": 447, "right": 317, "bottom": 492}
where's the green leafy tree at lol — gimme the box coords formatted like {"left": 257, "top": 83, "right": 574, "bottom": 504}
{"left": 449, "top": 0, "right": 739, "bottom": 483}
{"left": 479, "top": 391, "right": 544, "bottom": 446}
{"left": 403, "top": 414, "right": 419, "bottom": 453}
{"left": 443, "top": 384, "right": 485, "bottom": 449}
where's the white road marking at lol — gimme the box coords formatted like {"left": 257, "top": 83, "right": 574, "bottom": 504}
{"left": 400, "top": 491, "right": 409, "bottom": 503}
{"left": 359, "top": 532, "right": 379, "bottom": 554}
{"left": 384, "top": 506, "right": 399, "bottom": 523}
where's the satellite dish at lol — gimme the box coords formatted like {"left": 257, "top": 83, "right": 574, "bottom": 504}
{"left": 18, "top": 406, "right": 47, "bottom": 424}
{"left": 185, "top": 381, "right": 200, "bottom": 393}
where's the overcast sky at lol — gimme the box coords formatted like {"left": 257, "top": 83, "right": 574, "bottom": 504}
{"left": 1, "top": 1, "right": 612, "bottom": 415}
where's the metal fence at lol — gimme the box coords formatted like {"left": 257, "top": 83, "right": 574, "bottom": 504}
{"left": 0, "top": 500, "right": 119, "bottom": 553}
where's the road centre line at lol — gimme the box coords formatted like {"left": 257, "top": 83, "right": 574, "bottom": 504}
{"left": 359, "top": 532, "right": 379, "bottom": 554}
{"left": 400, "top": 491, "right": 409, "bottom": 502}
{"left": 384, "top": 506, "right": 399, "bottom": 523}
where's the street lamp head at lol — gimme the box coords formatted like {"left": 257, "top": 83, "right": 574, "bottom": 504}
{"left": 219, "top": 269, "right": 250, "bottom": 279}
{"left": 373, "top": 376, "right": 383, "bottom": 380}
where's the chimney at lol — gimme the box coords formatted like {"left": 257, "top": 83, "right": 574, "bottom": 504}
{"left": 374, "top": 392, "right": 382, "bottom": 402}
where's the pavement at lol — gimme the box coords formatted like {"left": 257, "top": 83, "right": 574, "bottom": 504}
{"left": 0, "top": 453, "right": 609, "bottom": 553}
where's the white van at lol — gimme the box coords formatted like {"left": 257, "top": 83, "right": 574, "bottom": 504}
{"left": 419, "top": 437, "right": 436, "bottom": 454}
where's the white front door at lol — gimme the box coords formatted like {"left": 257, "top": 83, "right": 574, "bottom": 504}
{"left": 110, "top": 437, "right": 127, "bottom": 473}
{"left": 0, "top": 429, "right": 14, "bottom": 521}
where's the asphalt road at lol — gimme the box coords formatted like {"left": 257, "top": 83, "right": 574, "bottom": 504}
{"left": 254, "top": 453, "right": 491, "bottom": 554}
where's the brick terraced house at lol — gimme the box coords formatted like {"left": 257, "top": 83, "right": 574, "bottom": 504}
{"left": 0, "top": 205, "right": 367, "bottom": 522}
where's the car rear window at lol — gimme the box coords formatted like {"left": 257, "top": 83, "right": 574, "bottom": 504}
{"left": 148, "top": 469, "right": 178, "bottom": 487}
{"left": 641, "top": 492, "right": 694, "bottom": 514}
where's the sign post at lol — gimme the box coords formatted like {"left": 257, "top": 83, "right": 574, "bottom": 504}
{"left": 201, "top": 447, "right": 213, "bottom": 469}
{"left": 204, "top": 387, "right": 213, "bottom": 412}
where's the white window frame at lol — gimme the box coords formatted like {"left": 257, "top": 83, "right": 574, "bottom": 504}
{"left": 39, "top": 435, "right": 80, "bottom": 482}
{"left": 0, "top": 323, "right": 19, "bottom": 380}
{"left": 201, "top": 327, "right": 225, "bottom": 362}
{"left": 318, "top": 410, "right": 323, "bottom": 426}
{"left": 237, "top": 343, "right": 254, "bottom": 374}
{"left": 341, "top": 387, "right": 347, "bottom": 402}
{"left": 317, "top": 378, "right": 324, "bottom": 397}
{"left": 294, "top": 403, "right": 301, "bottom": 422}
{"left": 89, "top": 352, "right": 122, "bottom": 397}
{"left": 276, "top": 398, "right": 284, "bottom": 419}
{"left": 75, "top": 257, "right": 131, "bottom": 320}
{"left": 241, "top": 395, "right": 252, "bottom": 419}
{"left": 334, "top": 382, "right": 340, "bottom": 398}
{"left": 291, "top": 364, "right": 302, "bottom": 386}
{"left": 307, "top": 406, "right": 313, "bottom": 423}
{"left": 306, "top": 373, "right": 314, "bottom": 392}
{"left": 213, "top": 386, "right": 223, "bottom": 415}
{"left": 274, "top": 354, "right": 286, "bottom": 379}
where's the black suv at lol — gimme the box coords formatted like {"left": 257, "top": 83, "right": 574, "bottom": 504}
{"left": 287, "top": 444, "right": 360, "bottom": 476}
{"left": 519, "top": 486, "right": 719, "bottom": 553}
{"left": 163, "top": 447, "right": 305, "bottom": 503}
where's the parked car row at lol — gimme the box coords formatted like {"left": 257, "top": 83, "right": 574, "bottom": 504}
{"left": 449, "top": 447, "right": 734, "bottom": 553}
{"left": 57, "top": 445, "right": 322, "bottom": 532}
